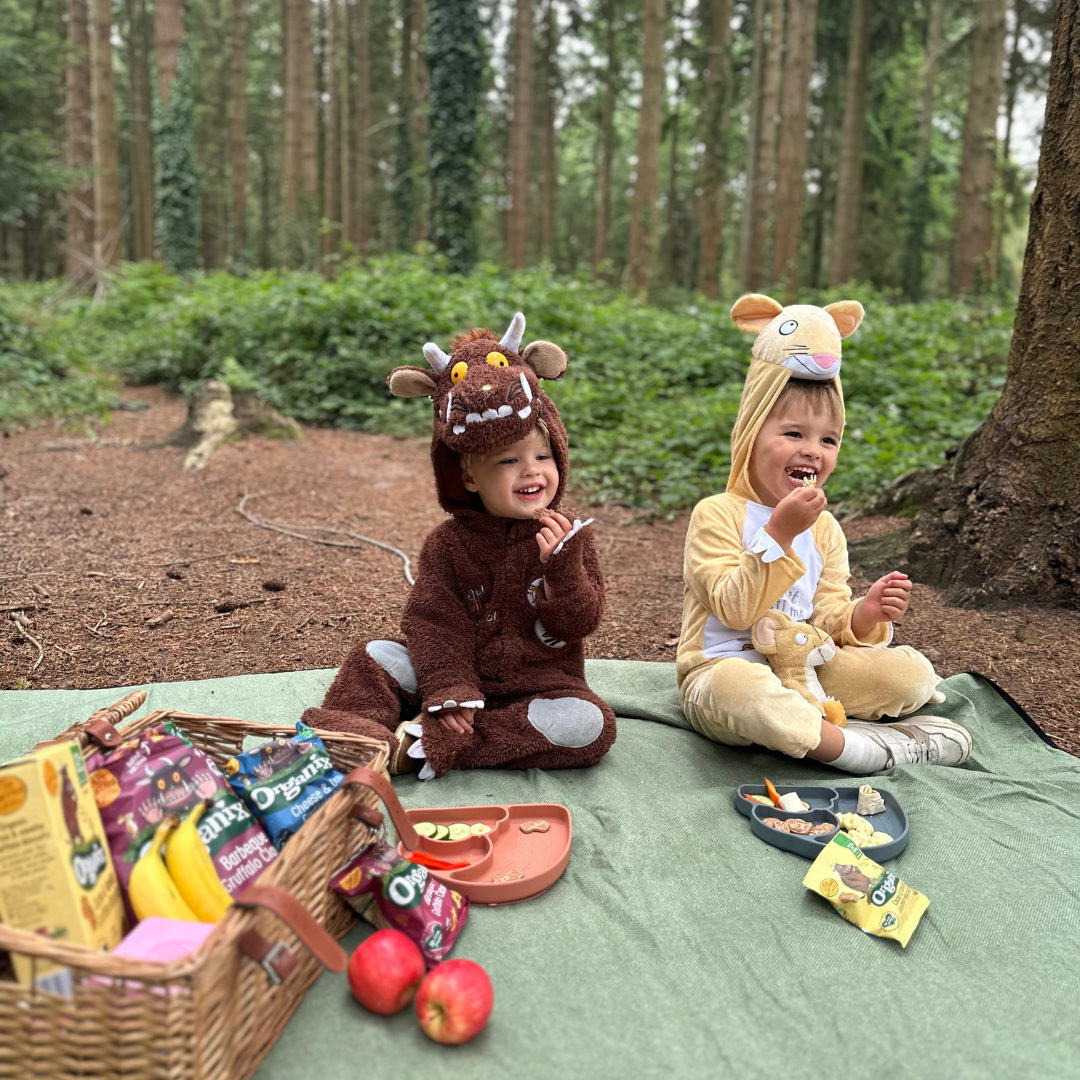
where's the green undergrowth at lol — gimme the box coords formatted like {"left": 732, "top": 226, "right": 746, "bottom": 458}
{"left": 4, "top": 259, "right": 1014, "bottom": 512}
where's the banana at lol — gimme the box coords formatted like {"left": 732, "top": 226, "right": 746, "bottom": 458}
{"left": 164, "top": 801, "right": 233, "bottom": 923}
{"left": 129, "top": 816, "right": 199, "bottom": 923}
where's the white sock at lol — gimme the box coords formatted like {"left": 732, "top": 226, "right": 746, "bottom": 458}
{"left": 827, "top": 728, "right": 889, "bottom": 774}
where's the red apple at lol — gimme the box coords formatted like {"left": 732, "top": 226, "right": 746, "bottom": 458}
{"left": 415, "top": 959, "right": 493, "bottom": 1045}
{"left": 348, "top": 929, "right": 426, "bottom": 1016}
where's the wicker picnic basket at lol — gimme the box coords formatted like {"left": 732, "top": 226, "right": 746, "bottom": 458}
{"left": 0, "top": 690, "right": 392, "bottom": 1080}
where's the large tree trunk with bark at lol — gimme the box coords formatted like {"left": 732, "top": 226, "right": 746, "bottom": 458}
{"left": 507, "top": 0, "right": 535, "bottom": 268}
{"left": 696, "top": 0, "right": 733, "bottom": 298}
{"left": 593, "top": 0, "right": 619, "bottom": 277}
{"left": 907, "top": 0, "right": 1080, "bottom": 608}
{"left": 127, "top": 0, "right": 155, "bottom": 261}
{"left": 321, "top": 0, "right": 340, "bottom": 277}
{"left": 626, "top": 0, "right": 666, "bottom": 297}
{"left": 90, "top": 0, "right": 122, "bottom": 271}
{"left": 153, "top": 0, "right": 185, "bottom": 105}
{"left": 298, "top": 0, "right": 318, "bottom": 204}
{"left": 743, "top": 0, "right": 784, "bottom": 292}
{"left": 770, "top": 0, "right": 818, "bottom": 299}
{"left": 538, "top": 0, "right": 558, "bottom": 263}
{"left": 351, "top": 0, "right": 370, "bottom": 255}
{"left": 65, "top": 0, "right": 95, "bottom": 282}
{"left": 954, "top": 0, "right": 1008, "bottom": 294}
{"left": 827, "top": 0, "right": 869, "bottom": 286}
{"left": 283, "top": 0, "right": 301, "bottom": 214}
{"left": 230, "top": 0, "right": 247, "bottom": 259}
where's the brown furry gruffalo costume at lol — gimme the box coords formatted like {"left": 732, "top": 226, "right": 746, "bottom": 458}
{"left": 302, "top": 313, "right": 616, "bottom": 780}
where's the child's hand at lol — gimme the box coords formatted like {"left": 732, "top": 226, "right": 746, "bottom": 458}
{"left": 856, "top": 571, "right": 912, "bottom": 627}
{"left": 437, "top": 706, "right": 476, "bottom": 734}
{"left": 764, "top": 486, "right": 828, "bottom": 551}
{"left": 536, "top": 511, "right": 574, "bottom": 564}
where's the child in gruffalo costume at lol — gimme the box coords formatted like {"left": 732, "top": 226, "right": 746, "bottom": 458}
{"left": 677, "top": 294, "right": 973, "bottom": 774}
{"left": 302, "top": 313, "right": 616, "bottom": 780}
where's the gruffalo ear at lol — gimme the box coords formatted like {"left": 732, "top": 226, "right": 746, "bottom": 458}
{"left": 387, "top": 366, "right": 438, "bottom": 398}
{"left": 521, "top": 340, "right": 568, "bottom": 380}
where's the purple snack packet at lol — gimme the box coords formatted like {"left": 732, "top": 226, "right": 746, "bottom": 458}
{"left": 86, "top": 722, "right": 277, "bottom": 917}
{"left": 330, "top": 842, "right": 468, "bottom": 968}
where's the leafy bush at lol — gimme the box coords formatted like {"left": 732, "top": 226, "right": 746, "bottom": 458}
{"left": 9, "top": 260, "right": 1014, "bottom": 511}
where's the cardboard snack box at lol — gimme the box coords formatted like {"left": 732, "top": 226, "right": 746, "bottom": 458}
{"left": 0, "top": 742, "right": 125, "bottom": 992}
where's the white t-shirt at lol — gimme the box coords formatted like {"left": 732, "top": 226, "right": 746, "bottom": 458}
{"left": 700, "top": 501, "right": 823, "bottom": 665}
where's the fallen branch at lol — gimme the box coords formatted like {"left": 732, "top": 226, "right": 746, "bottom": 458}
{"left": 0, "top": 603, "right": 42, "bottom": 614}
{"left": 9, "top": 614, "right": 44, "bottom": 673}
{"left": 237, "top": 493, "right": 415, "bottom": 586}
{"left": 152, "top": 551, "right": 239, "bottom": 568}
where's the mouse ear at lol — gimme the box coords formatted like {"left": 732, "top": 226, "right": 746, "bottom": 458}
{"left": 823, "top": 300, "right": 865, "bottom": 338}
{"left": 731, "top": 294, "right": 784, "bottom": 334}
{"left": 753, "top": 615, "right": 777, "bottom": 649}
{"left": 387, "top": 366, "right": 439, "bottom": 398}
{"left": 521, "top": 340, "right": 568, "bottom": 380}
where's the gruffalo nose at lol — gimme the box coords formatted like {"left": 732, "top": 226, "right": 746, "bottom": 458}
{"left": 384, "top": 312, "right": 570, "bottom": 456}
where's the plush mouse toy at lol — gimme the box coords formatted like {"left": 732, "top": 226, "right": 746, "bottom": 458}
{"left": 751, "top": 609, "right": 847, "bottom": 728}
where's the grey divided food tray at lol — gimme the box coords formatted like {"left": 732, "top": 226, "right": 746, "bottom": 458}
{"left": 735, "top": 783, "right": 910, "bottom": 861}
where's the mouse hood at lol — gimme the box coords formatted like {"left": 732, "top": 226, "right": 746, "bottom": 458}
{"left": 726, "top": 294, "right": 864, "bottom": 503}
{"left": 386, "top": 312, "right": 571, "bottom": 516}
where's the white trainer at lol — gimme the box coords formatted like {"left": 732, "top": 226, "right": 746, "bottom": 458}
{"left": 845, "top": 715, "right": 972, "bottom": 768}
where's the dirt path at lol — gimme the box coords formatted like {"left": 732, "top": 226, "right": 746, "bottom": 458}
{"left": 3, "top": 387, "right": 1078, "bottom": 755}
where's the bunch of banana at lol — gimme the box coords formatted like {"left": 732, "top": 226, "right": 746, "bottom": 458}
{"left": 164, "top": 801, "right": 234, "bottom": 922}
{"left": 129, "top": 816, "right": 199, "bottom": 923}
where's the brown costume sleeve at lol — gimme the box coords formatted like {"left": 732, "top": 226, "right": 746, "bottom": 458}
{"left": 534, "top": 527, "right": 604, "bottom": 644}
{"left": 401, "top": 528, "right": 484, "bottom": 711}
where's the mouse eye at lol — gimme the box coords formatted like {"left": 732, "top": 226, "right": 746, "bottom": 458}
{"left": 779, "top": 320, "right": 798, "bottom": 336}
{"left": 485, "top": 352, "right": 509, "bottom": 367}
{"left": 795, "top": 632, "right": 807, "bottom": 645}
{"left": 451, "top": 361, "right": 468, "bottom": 383}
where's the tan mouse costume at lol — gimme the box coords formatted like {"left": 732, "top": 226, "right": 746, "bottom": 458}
{"left": 677, "top": 294, "right": 942, "bottom": 758}
{"left": 303, "top": 313, "right": 616, "bottom": 780}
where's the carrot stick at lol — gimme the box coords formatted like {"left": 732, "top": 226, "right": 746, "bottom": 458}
{"left": 764, "top": 777, "right": 783, "bottom": 808}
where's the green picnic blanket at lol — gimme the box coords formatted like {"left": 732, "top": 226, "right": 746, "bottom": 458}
{"left": 1, "top": 663, "right": 1076, "bottom": 1078}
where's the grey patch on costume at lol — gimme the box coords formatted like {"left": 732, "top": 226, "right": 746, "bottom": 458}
{"left": 527, "top": 697, "right": 604, "bottom": 748}
{"left": 365, "top": 640, "right": 418, "bottom": 693}
{"left": 403, "top": 722, "right": 423, "bottom": 738}
{"left": 534, "top": 618, "right": 566, "bottom": 649}
{"left": 406, "top": 740, "right": 426, "bottom": 760}
{"left": 418, "top": 763, "right": 436, "bottom": 781}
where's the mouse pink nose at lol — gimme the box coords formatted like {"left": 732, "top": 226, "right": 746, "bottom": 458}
{"left": 811, "top": 353, "right": 838, "bottom": 369}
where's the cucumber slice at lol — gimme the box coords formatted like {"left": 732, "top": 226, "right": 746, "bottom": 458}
{"left": 432, "top": 825, "right": 451, "bottom": 841}
{"left": 447, "top": 823, "right": 472, "bottom": 841}
{"left": 413, "top": 821, "right": 438, "bottom": 838}
{"left": 469, "top": 823, "right": 492, "bottom": 835}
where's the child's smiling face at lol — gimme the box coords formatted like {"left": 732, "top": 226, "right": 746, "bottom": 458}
{"left": 747, "top": 401, "right": 842, "bottom": 507}
{"left": 461, "top": 428, "right": 559, "bottom": 519}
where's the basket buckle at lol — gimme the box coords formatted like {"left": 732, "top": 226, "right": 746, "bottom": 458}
{"left": 260, "top": 941, "right": 293, "bottom": 985}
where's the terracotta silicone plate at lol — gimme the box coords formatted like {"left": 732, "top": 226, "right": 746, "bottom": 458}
{"left": 347, "top": 769, "right": 572, "bottom": 905}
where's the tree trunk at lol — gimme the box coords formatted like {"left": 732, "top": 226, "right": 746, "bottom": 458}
{"left": 127, "top": 0, "right": 155, "bottom": 260}
{"left": 661, "top": 9, "right": 687, "bottom": 287}
{"left": 394, "top": 0, "right": 414, "bottom": 249}
{"left": 626, "top": 0, "right": 666, "bottom": 297}
{"left": 995, "top": 0, "right": 1025, "bottom": 285}
{"left": 827, "top": 0, "right": 870, "bottom": 286}
{"left": 412, "top": 0, "right": 429, "bottom": 243}
{"left": 954, "top": 0, "right": 1008, "bottom": 294}
{"left": 743, "top": 0, "right": 784, "bottom": 292}
{"left": 539, "top": 0, "right": 558, "bottom": 263}
{"left": 90, "top": 0, "right": 121, "bottom": 271}
{"left": 696, "top": 0, "right": 733, "bottom": 298}
{"left": 230, "top": 0, "right": 247, "bottom": 259}
{"left": 507, "top": 0, "right": 535, "bottom": 268}
{"left": 65, "top": 0, "right": 95, "bottom": 282}
{"left": 351, "top": 0, "right": 370, "bottom": 254}
{"left": 770, "top": 0, "right": 818, "bottom": 299}
{"left": 907, "top": 0, "right": 1080, "bottom": 608}
{"left": 321, "top": 0, "right": 339, "bottom": 276}
{"left": 200, "top": 0, "right": 231, "bottom": 270}
{"left": 283, "top": 0, "right": 301, "bottom": 215}
{"left": 153, "top": 0, "right": 185, "bottom": 105}
{"left": 298, "top": 0, "right": 318, "bottom": 203}
{"left": 593, "top": 0, "right": 618, "bottom": 277}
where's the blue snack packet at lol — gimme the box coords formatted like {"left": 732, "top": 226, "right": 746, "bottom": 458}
{"left": 224, "top": 723, "right": 346, "bottom": 847}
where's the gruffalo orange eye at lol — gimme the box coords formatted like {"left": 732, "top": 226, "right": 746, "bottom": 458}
{"left": 485, "top": 352, "right": 509, "bottom": 367}
{"left": 451, "top": 361, "right": 468, "bottom": 383}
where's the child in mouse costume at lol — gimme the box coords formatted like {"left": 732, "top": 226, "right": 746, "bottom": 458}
{"left": 302, "top": 313, "right": 616, "bottom": 780}
{"left": 677, "top": 294, "right": 972, "bottom": 774}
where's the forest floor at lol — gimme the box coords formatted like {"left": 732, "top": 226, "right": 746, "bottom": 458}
{"left": 3, "top": 386, "right": 1078, "bottom": 756}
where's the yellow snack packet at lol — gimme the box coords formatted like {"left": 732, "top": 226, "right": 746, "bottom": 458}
{"left": 802, "top": 833, "right": 929, "bottom": 948}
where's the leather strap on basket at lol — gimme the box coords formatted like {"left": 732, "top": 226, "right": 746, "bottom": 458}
{"left": 235, "top": 885, "right": 347, "bottom": 985}
{"left": 82, "top": 690, "right": 149, "bottom": 748}
{"left": 343, "top": 767, "right": 421, "bottom": 850}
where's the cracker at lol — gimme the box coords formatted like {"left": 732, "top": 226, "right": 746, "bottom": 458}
{"left": 519, "top": 820, "right": 550, "bottom": 834}
{"left": 493, "top": 870, "right": 524, "bottom": 883}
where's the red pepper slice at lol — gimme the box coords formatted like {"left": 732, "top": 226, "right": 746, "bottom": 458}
{"left": 406, "top": 851, "right": 470, "bottom": 871}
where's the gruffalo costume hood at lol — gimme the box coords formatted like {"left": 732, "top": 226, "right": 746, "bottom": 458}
{"left": 302, "top": 313, "right": 616, "bottom": 780}
{"left": 386, "top": 312, "right": 572, "bottom": 515}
